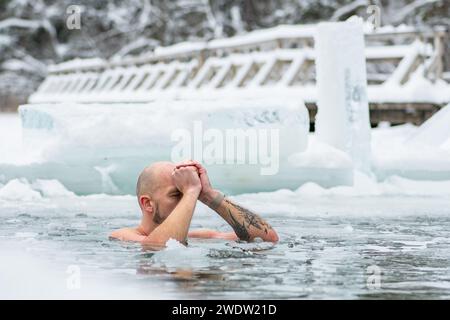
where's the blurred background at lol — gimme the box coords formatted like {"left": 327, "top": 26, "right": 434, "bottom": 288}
{"left": 0, "top": 0, "right": 449, "bottom": 112}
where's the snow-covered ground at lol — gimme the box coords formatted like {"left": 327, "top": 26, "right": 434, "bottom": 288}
{"left": 1, "top": 104, "right": 450, "bottom": 197}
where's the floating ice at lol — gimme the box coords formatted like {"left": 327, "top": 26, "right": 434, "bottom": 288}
{"left": 151, "top": 241, "right": 211, "bottom": 270}
{"left": 165, "top": 238, "right": 186, "bottom": 249}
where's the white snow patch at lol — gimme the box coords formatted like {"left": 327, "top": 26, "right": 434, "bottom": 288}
{"left": 0, "top": 178, "right": 75, "bottom": 200}
{"left": 0, "top": 179, "right": 42, "bottom": 201}
{"left": 289, "top": 135, "right": 353, "bottom": 169}
{"left": 31, "top": 179, "right": 76, "bottom": 198}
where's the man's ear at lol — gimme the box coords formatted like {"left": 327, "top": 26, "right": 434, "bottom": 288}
{"left": 139, "top": 195, "right": 153, "bottom": 214}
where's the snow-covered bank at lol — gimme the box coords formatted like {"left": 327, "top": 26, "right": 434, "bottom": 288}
{"left": 1, "top": 104, "right": 450, "bottom": 197}
{"left": 372, "top": 106, "right": 450, "bottom": 180}
{"left": 6, "top": 100, "right": 348, "bottom": 195}
{"left": 1, "top": 174, "right": 450, "bottom": 220}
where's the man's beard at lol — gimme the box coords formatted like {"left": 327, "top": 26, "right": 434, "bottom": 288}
{"left": 152, "top": 203, "right": 165, "bottom": 225}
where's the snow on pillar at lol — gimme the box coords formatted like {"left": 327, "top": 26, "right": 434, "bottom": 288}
{"left": 314, "top": 18, "right": 371, "bottom": 173}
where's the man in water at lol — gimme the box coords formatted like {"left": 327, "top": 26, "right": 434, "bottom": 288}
{"left": 110, "top": 160, "right": 278, "bottom": 245}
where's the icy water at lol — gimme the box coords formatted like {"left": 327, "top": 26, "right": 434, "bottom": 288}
{"left": 1, "top": 194, "right": 449, "bottom": 299}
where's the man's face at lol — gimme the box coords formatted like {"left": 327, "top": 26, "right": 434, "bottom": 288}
{"left": 150, "top": 165, "right": 182, "bottom": 224}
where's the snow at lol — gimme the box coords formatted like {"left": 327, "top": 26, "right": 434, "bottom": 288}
{"left": 2, "top": 99, "right": 450, "bottom": 196}
{"left": 391, "top": 0, "right": 440, "bottom": 25}
{"left": 1, "top": 111, "right": 450, "bottom": 221}
{"left": 154, "top": 41, "right": 207, "bottom": 57}
{"left": 2, "top": 16, "right": 450, "bottom": 196}
{"left": 0, "top": 34, "right": 11, "bottom": 46}
{"left": 371, "top": 112, "right": 450, "bottom": 180}
{"left": 0, "top": 178, "right": 75, "bottom": 201}
{"left": 31, "top": 179, "right": 76, "bottom": 198}
{"left": 362, "top": 22, "right": 416, "bottom": 34}
{"left": 288, "top": 136, "right": 353, "bottom": 169}
{"left": 330, "top": 0, "right": 368, "bottom": 21}
{"left": 0, "top": 179, "right": 42, "bottom": 201}
{"left": 0, "top": 18, "right": 41, "bottom": 30}
{"left": 48, "top": 58, "right": 106, "bottom": 73}
{"left": 208, "top": 24, "right": 316, "bottom": 49}
{"left": 369, "top": 78, "right": 450, "bottom": 104}
{"left": 207, "top": 22, "right": 420, "bottom": 51}
{"left": 1, "top": 173, "right": 450, "bottom": 221}
{"left": 296, "top": 172, "right": 450, "bottom": 197}
{"left": 28, "top": 21, "right": 449, "bottom": 108}
{"left": 0, "top": 169, "right": 433, "bottom": 203}
{"left": 2, "top": 59, "right": 42, "bottom": 73}
{"left": 112, "top": 37, "right": 159, "bottom": 58}
{"left": 406, "top": 103, "right": 450, "bottom": 148}
{"left": 1, "top": 106, "right": 450, "bottom": 197}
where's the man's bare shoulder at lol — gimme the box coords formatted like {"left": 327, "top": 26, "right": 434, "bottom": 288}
{"left": 109, "top": 227, "right": 146, "bottom": 242}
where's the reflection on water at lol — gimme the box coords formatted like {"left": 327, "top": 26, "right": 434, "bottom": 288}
{"left": 1, "top": 208, "right": 449, "bottom": 299}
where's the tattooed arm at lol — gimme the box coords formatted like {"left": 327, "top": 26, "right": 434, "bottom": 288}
{"left": 205, "top": 191, "right": 279, "bottom": 242}
{"left": 175, "top": 160, "right": 279, "bottom": 242}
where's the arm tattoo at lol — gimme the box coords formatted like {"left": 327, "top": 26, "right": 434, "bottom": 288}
{"left": 224, "top": 199, "right": 272, "bottom": 241}
{"left": 228, "top": 208, "right": 251, "bottom": 241}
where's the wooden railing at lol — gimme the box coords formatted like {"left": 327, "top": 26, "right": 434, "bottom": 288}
{"left": 29, "top": 24, "right": 449, "bottom": 105}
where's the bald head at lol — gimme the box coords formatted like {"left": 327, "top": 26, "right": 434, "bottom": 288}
{"left": 136, "top": 161, "right": 175, "bottom": 198}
